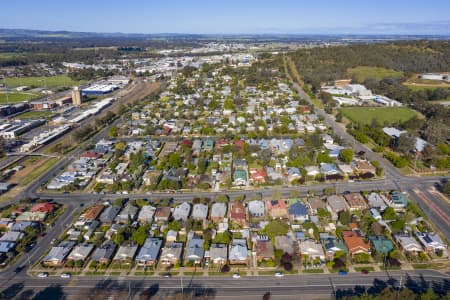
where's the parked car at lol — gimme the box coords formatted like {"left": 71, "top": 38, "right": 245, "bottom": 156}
{"left": 361, "top": 269, "right": 369, "bottom": 274}
{"left": 275, "top": 272, "right": 284, "bottom": 278}
{"left": 163, "top": 273, "right": 172, "bottom": 278}
{"left": 232, "top": 273, "right": 241, "bottom": 279}
{"left": 38, "top": 272, "right": 49, "bottom": 278}
{"left": 61, "top": 273, "right": 71, "bottom": 279}
{"left": 338, "top": 270, "right": 348, "bottom": 275}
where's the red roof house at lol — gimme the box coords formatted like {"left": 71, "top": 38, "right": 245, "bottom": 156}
{"left": 30, "top": 203, "right": 55, "bottom": 214}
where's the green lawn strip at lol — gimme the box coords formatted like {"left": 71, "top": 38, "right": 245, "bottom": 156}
{"left": 5, "top": 75, "right": 85, "bottom": 88}
{"left": 0, "top": 92, "right": 39, "bottom": 103}
{"left": 302, "top": 268, "right": 325, "bottom": 273}
{"left": 340, "top": 107, "right": 422, "bottom": 126}
{"left": 348, "top": 66, "right": 403, "bottom": 81}
{"left": 354, "top": 266, "right": 375, "bottom": 272}
{"left": 21, "top": 157, "right": 59, "bottom": 186}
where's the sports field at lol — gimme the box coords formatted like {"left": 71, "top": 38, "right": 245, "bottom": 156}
{"left": 347, "top": 66, "right": 403, "bottom": 82}
{"left": 4, "top": 75, "right": 85, "bottom": 88}
{"left": 340, "top": 107, "right": 422, "bottom": 125}
{"left": 0, "top": 91, "right": 39, "bottom": 103}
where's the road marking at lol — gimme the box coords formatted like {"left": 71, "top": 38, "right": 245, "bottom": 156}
{"left": 412, "top": 189, "right": 450, "bottom": 226}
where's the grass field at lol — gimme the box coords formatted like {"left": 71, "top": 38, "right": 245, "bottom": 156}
{"left": 4, "top": 75, "right": 85, "bottom": 88}
{"left": 0, "top": 91, "right": 39, "bottom": 103}
{"left": 340, "top": 107, "right": 422, "bottom": 125}
{"left": 347, "top": 66, "right": 404, "bottom": 81}
{"left": 16, "top": 110, "right": 55, "bottom": 119}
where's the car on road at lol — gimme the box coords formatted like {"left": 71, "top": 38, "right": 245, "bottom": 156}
{"left": 50, "top": 238, "right": 56, "bottom": 245}
{"left": 275, "top": 272, "right": 284, "bottom": 278}
{"left": 361, "top": 270, "right": 369, "bottom": 274}
{"left": 14, "top": 265, "right": 25, "bottom": 273}
{"left": 163, "top": 273, "right": 172, "bottom": 278}
{"left": 232, "top": 273, "right": 241, "bottom": 279}
{"left": 338, "top": 270, "right": 348, "bottom": 275}
{"left": 146, "top": 191, "right": 152, "bottom": 195}
{"left": 38, "top": 272, "right": 49, "bottom": 278}
{"left": 61, "top": 273, "right": 71, "bottom": 278}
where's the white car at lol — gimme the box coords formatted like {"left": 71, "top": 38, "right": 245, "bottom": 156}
{"left": 275, "top": 272, "right": 284, "bottom": 278}
{"left": 232, "top": 273, "right": 241, "bottom": 279}
{"left": 38, "top": 272, "right": 49, "bottom": 278}
{"left": 61, "top": 273, "right": 71, "bottom": 279}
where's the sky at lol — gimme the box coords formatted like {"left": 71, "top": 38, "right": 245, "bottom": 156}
{"left": 1, "top": 0, "right": 450, "bottom": 35}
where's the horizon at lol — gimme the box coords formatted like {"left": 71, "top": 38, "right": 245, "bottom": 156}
{"left": 1, "top": 0, "right": 450, "bottom": 35}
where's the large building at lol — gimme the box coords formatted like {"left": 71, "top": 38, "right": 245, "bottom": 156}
{"left": 72, "top": 87, "right": 82, "bottom": 106}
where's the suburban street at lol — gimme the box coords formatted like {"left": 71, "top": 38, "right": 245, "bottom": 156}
{"left": 0, "top": 270, "right": 448, "bottom": 299}
{"left": 0, "top": 69, "right": 448, "bottom": 299}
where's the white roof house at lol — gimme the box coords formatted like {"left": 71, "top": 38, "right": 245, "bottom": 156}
{"left": 248, "top": 200, "right": 265, "bottom": 217}
{"left": 68, "top": 243, "right": 95, "bottom": 261}
{"left": 299, "top": 239, "right": 325, "bottom": 261}
{"left": 192, "top": 204, "right": 208, "bottom": 220}
{"left": 210, "top": 203, "right": 227, "bottom": 221}
{"left": 229, "top": 239, "right": 248, "bottom": 263}
{"left": 394, "top": 235, "right": 422, "bottom": 253}
{"left": 173, "top": 202, "right": 191, "bottom": 221}
{"left": 138, "top": 205, "right": 156, "bottom": 223}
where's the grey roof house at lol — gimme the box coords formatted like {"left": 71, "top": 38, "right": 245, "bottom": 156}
{"left": 136, "top": 238, "right": 162, "bottom": 266}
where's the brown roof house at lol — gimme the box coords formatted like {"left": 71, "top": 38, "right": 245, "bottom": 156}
{"left": 230, "top": 202, "right": 247, "bottom": 228}
{"left": 255, "top": 239, "right": 275, "bottom": 262}
{"left": 343, "top": 193, "right": 368, "bottom": 211}
{"left": 342, "top": 231, "right": 371, "bottom": 257}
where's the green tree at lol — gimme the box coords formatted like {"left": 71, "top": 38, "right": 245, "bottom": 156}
{"left": 264, "top": 220, "right": 289, "bottom": 240}
{"left": 109, "top": 126, "right": 118, "bottom": 138}
{"left": 339, "top": 149, "right": 354, "bottom": 163}
{"left": 131, "top": 225, "right": 149, "bottom": 246}
{"left": 382, "top": 207, "right": 396, "bottom": 221}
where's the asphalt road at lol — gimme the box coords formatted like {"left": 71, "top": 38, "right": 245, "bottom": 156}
{"left": 0, "top": 270, "right": 448, "bottom": 299}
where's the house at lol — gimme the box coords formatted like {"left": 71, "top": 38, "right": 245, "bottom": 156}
{"left": 393, "top": 234, "right": 422, "bottom": 254}
{"left": 16, "top": 211, "right": 47, "bottom": 222}
{"left": 355, "top": 160, "right": 376, "bottom": 175}
{"left": 0, "top": 241, "right": 15, "bottom": 254}
{"left": 136, "top": 238, "right": 162, "bottom": 266}
{"left": 248, "top": 200, "right": 265, "bottom": 218}
{"left": 230, "top": 202, "right": 247, "bottom": 227}
{"left": 166, "top": 230, "right": 178, "bottom": 243}
{"left": 142, "top": 170, "right": 162, "bottom": 186}
{"left": 322, "top": 237, "right": 348, "bottom": 260}
{"left": 369, "top": 236, "right": 394, "bottom": 255}
{"left": 91, "top": 240, "right": 116, "bottom": 264}
{"left": 192, "top": 204, "right": 208, "bottom": 220}
{"left": 366, "top": 193, "right": 387, "bottom": 209}
{"left": 288, "top": 201, "right": 309, "bottom": 222}
{"left": 267, "top": 200, "right": 288, "bottom": 219}
{"left": 342, "top": 231, "right": 371, "bottom": 257}
{"left": 233, "top": 169, "right": 247, "bottom": 186}
{"left": 160, "top": 242, "right": 183, "bottom": 265}
{"left": 299, "top": 239, "right": 325, "bottom": 261}
{"left": 326, "top": 195, "right": 348, "bottom": 217}
{"left": 154, "top": 207, "right": 171, "bottom": 222}
{"left": 30, "top": 202, "right": 55, "bottom": 214}
{"left": 83, "top": 220, "right": 100, "bottom": 240}
{"left": 185, "top": 237, "right": 204, "bottom": 264}
{"left": 287, "top": 167, "right": 302, "bottom": 182}
{"left": 305, "top": 166, "right": 320, "bottom": 177}
{"left": 99, "top": 206, "right": 121, "bottom": 224}
{"left": 275, "top": 235, "right": 295, "bottom": 255}
{"left": 209, "top": 243, "right": 228, "bottom": 265}
{"left": 249, "top": 168, "right": 267, "bottom": 184}
{"left": 415, "top": 232, "right": 447, "bottom": 254}
{"left": 343, "top": 193, "right": 368, "bottom": 211}
{"left": 389, "top": 191, "right": 408, "bottom": 209}
{"left": 320, "top": 163, "right": 339, "bottom": 176}
{"left": 0, "top": 231, "right": 23, "bottom": 242}
{"left": 115, "top": 205, "right": 138, "bottom": 224}
{"left": 210, "top": 203, "right": 227, "bottom": 222}
{"left": 306, "top": 197, "right": 326, "bottom": 215}
{"left": 173, "top": 202, "right": 191, "bottom": 221}
{"left": 113, "top": 244, "right": 138, "bottom": 264}
{"left": 9, "top": 221, "right": 37, "bottom": 232}
{"left": 229, "top": 239, "right": 248, "bottom": 265}
{"left": 138, "top": 205, "right": 156, "bottom": 224}
{"left": 67, "top": 243, "right": 94, "bottom": 262}
{"left": 43, "top": 241, "right": 75, "bottom": 266}
{"left": 255, "top": 240, "right": 275, "bottom": 262}
{"left": 80, "top": 205, "right": 104, "bottom": 220}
